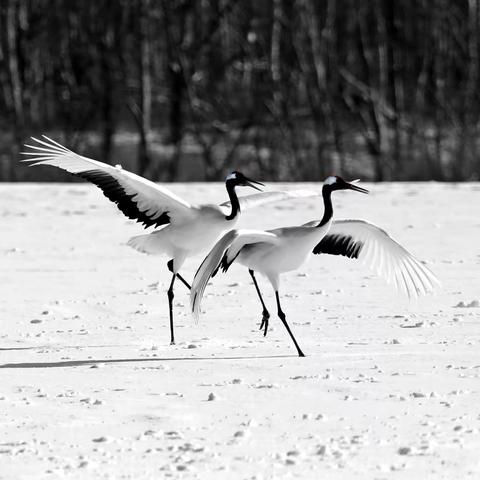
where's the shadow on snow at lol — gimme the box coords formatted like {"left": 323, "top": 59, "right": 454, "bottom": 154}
{"left": 0, "top": 354, "right": 297, "bottom": 369}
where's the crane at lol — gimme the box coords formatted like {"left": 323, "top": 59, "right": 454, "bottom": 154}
{"left": 191, "top": 176, "right": 439, "bottom": 357}
{"left": 22, "top": 135, "right": 319, "bottom": 344}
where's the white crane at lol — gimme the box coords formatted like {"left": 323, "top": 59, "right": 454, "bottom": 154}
{"left": 191, "top": 176, "right": 440, "bottom": 357}
{"left": 21, "top": 135, "right": 319, "bottom": 344}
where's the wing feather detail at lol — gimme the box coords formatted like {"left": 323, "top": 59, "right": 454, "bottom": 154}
{"left": 220, "top": 189, "right": 320, "bottom": 212}
{"left": 191, "top": 229, "right": 279, "bottom": 321}
{"left": 21, "top": 136, "right": 193, "bottom": 228}
{"left": 313, "top": 219, "right": 440, "bottom": 298}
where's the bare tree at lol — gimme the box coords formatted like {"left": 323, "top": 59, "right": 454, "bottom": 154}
{"left": 2, "top": 0, "right": 480, "bottom": 182}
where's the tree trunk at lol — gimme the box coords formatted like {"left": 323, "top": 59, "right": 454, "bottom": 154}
{"left": 162, "top": 0, "right": 184, "bottom": 181}
{"left": 382, "top": 0, "right": 401, "bottom": 176}
{"left": 137, "top": 0, "right": 152, "bottom": 177}
{"left": 100, "top": 44, "right": 114, "bottom": 164}
{"left": 357, "top": 4, "right": 386, "bottom": 181}
{"left": 6, "top": 0, "right": 24, "bottom": 180}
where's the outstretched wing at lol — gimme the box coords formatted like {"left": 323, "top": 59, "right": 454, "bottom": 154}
{"left": 313, "top": 219, "right": 440, "bottom": 298}
{"left": 191, "top": 229, "right": 279, "bottom": 321}
{"left": 220, "top": 189, "right": 319, "bottom": 212}
{"left": 21, "top": 136, "right": 194, "bottom": 228}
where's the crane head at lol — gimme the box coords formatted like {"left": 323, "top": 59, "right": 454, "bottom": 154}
{"left": 323, "top": 176, "right": 369, "bottom": 194}
{"left": 226, "top": 171, "right": 264, "bottom": 191}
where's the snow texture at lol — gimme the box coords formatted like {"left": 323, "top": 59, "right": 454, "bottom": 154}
{"left": 0, "top": 182, "right": 479, "bottom": 479}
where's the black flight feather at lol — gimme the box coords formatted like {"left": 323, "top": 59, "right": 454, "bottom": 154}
{"left": 211, "top": 249, "right": 241, "bottom": 277}
{"left": 313, "top": 234, "right": 364, "bottom": 259}
{"left": 78, "top": 170, "right": 170, "bottom": 229}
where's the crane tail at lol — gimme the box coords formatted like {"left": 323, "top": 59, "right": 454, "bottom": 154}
{"left": 127, "top": 233, "right": 166, "bottom": 255}
{"left": 190, "top": 230, "right": 239, "bottom": 322}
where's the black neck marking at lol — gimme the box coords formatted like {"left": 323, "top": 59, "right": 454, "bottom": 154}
{"left": 225, "top": 181, "right": 240, "bottom": 221}
{"left": 318, "top": 186, "right": 333, "bottom": 227}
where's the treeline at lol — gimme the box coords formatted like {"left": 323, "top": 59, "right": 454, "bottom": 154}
{"left": 1, "top": 0, "right": 479, "bottom": 182}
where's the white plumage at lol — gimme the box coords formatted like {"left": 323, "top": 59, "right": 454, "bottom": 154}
{"left": 22, "top": 136, "right": 192, "bottom": 226}
{"left": 220, "top": 189, "right": 320, "bottom": 212}
{"left": 308, "top": 219, "right": 439, "bottom": 298}
{"left": 21, "top": 135, "right": 320, "bottom": 344}
{"left": 191, "top": 229, "right": 279, "bottom": 319}
{"left": 191, "top": 176, "right": 439, "bottom": 357}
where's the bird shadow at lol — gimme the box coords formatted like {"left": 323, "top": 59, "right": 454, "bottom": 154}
{"left": 0, "top": 347, "right": 35, "bottom": 351}
{"left": 0, "top": 354, "right": 297, "bottom": 369}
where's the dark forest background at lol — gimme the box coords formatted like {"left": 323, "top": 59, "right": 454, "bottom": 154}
{"left": 1, "top": 0, "right": 480, "bottom": 182}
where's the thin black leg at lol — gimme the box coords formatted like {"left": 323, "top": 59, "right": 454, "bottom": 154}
{"left": 167, "top": 259, "right": 191, "bottom": 290}
{"left": 275, "top": 291, "right": 305, "bottom": 357}
{"left": 176, "top": 273, "right": 191, "bottom": 290}
{"left": 249, "top": 270, "right": 270, "bottom": 336}
{"left": 167, "top": 272, "right": 176, "bottom": 345}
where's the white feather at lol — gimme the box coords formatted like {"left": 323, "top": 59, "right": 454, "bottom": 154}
{"left": 191, "top": 229, "right": 279, "bottom": 321}
{"left": 21, "top": 136, "right": 194, "bottom": 225}
{"left": 324, "top": 219, "right": 440, "bottom": 298}
{"left": 221, "top": 189, "right": 320, "bottom": 212}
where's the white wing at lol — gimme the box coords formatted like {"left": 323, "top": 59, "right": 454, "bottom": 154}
{"left": 313, "top": 219, "right": 440, "bottom": 298}
{"left": 21, "top": 136, "right": 194, "bottom": 228}
{"left": 220, "top": 189, "right": 320, "bottom": 212}
{"left": 191, "top": 229, "right": 279, "bottom": 321}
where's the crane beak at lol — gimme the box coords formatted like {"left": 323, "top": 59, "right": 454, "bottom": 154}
{"left": 347, "top": 182, "right": 369, "bottom": 194}
{"left": 245, "top": 178, "right": 264, "bottom": 191}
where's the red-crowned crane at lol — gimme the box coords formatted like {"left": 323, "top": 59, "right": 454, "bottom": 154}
{"left": 22, "top": 136, "right": 319, "bottom": 344}
{"left": 191, "top": 176, "right": 439, "bottom": 357}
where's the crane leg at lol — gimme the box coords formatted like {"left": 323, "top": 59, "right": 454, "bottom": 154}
{"left": 167, "top": 260, "right": 191, "bottom": 290}
{"left": 167, "top": 273, "right": 176, "bottom": 345}
{"left": 275, "top": 291, "right": 305, "bottom": 357}
{"left": 176, "top": 273, "right": 191, "bottom": 290}
{"left": 249, "top": 269, "right": 270, "bottom": 336}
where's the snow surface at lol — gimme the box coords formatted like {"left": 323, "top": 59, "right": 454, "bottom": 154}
{"left": 1, "top": 182, "right": 479, "bottom": 479}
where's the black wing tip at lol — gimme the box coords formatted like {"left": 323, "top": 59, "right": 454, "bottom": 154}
{"left": 220, "top": 253, "right": 229, "bottom": 273}
{"left": 314, "top": 234, "right": 364, "bottom": 259}
{"left": 79, "top": 170, "right": 170, "bottom": 229}
{"left": 212, "top": 257, "right": 224, "bottom": 277}
{"left": 220, "top": 249, "right": 241, "bottom": 274}
{"left": 212, "top": 249, "right": 238, "bottom": 277}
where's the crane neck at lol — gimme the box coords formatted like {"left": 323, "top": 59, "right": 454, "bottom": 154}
{"left": 318, "top": 186, "right": 333, "bottom": 227}
{"left": 225, "top": 181, "right": 240, "bottom": 221}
